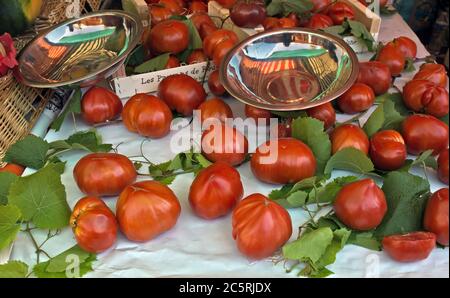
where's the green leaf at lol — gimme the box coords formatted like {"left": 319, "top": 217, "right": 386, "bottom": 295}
{"left": 266, "top": 0, "right": 313, "bottom": 17}
{"left": 404, "top": 58, "right": 416, "bottom": 72}
{"left": 0, "top": 205, "right": 21, "bottom": 250}
{"left": 0, "top": 261, "right": 29, "bottom": 278}
{"left": 308, "top": 176, "right": 359, "bottom": 204}
{"left": 269, "top": 184, "right": 294, "bottom": 201}
{"left": 403, "top": 150, "right": 438, "bottom": 171}
{"left": 286, "top": 191, "right": 309, "bottom": 208}
{"left": 375, "top": 171, "right": 430, "bottom": 237}
{"left": 62, "top": 130, "right": 111, "bottom": 153}
{"left": 8, "top": 164, "right": 70, "bottom": 229}
{"left": 363, "top": 96, "right": 406, "bottom": 137}
{"left": 46, "top": 245, "right": 92, "bottom": 272}
{"left": 182, "top": 18, "right": 203, "bottom": 50}
{"left": 283, "top": 227, "right": 334, "bottom": 262}
{"left": 314, "top": 228, "right": 351, "bottom": 269}
{"left": 323, "top": 25, "right": 347, "bottom": 37}
{"left": 440, "top": 113, "right": 449, "bottom": 126}
{"left": 153, "top": 175, "right": 177, "bottom": 186}
{"left": 33, "top": 251, "right": 96, "bottom": 278}
{"left": 51, "top": 88, "right": 82, "bottom": 132}
{"left": 3, "top": 135, "right": 49, "bottom": 170}
{"left": 194, "top": 153, "right": 213, "bottom": 168}
{"left": 134, "top": 53, "right": 170, "bottom": 74}
{"left": 291, "top": 117, "right": 331, "bottom": 174}
{"left": 347, "top": 20, "right": 375, "bottom": 52}
{"left": 347, "top": 231, "right": 381, "bottom": 251}
{"left": 324, "top": 148, "right": 374, "bottom": 175}
{"left": 125, "top": 45, "right": 145, "bottom": 68}
{"left": 0, "top": 172, "right": 18, "bottom": 205}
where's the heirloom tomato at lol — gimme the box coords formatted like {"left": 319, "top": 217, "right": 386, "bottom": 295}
{"left": 382, "top": 232, "right": 436, "bottom": 262}
{"left": 203, "top": 29, "right": 238, "bottom": 58}
{"left": 402, "top": 79, "right": 449, "bottom": 118}
{"left": 212, "top": 38, "right": 236, "bottom": 67}
{"left": 208, "top": 70, "right": 226, "bottom": 96}
{"left": 81, "top": 86, "right": 123, "bottom": 125}
{"left": 263, "top": 17, "right": 297, "bottom": 30}
{"left": 189, "top": 0, "right": 207, "bottom": 13}
{"left": 438, "top": 149, "right": 449, "bottom": 185}
{"left": 392, "top": 36, "right": 417, "bottom": 59}
{"left": 216, "top": 0, "right": 237, "bottom": 9}
{"left": 197, "top": 97, "right": 233, "bottom": 125}
{"left": 186, "top": 49, "right": 208, "bottom": 64}
{"left": 369, "top": 130, "right": 407, "bottom": 171}
{"left": 311, "top": 0, "right": 332, "bottom": 12}
{"left": 190, "top": 12, "right": 216, "bottom": 32}
{"left": 307, "top": 14, "right": 334, "bottom": 30}
{"left": 0, "top": 163, "right": 24, "bottom": 176}
{"left": 413, "top": 63, "right": 448, "bottom": 87}
{"left": 424, "top": 188, "right": 449, "bottom": 246}
{"left": 357, "top": 61, "right": 392, "bottom": 96}
{"left": 158, "top": 0, "right": 184, "bottom": 14}
{"left": 338, "top": 83, "right": 375, "bottom": 114}
{"left": 330, "top": 124, "right": 370, "bottom": 155}
{"left": 230, "top": 0, "right": 266, "bottom": 29}
{"left": 245, "top": 105, "right": 272, "bottom": 125}
{"left": 306, "top": 102, "right": 336, "bottom": 130}
{"left": 149, "top": 5, "right": 173, "bottom": 26}
{"left": 232, "top": 193, "right": 292, "bottom": 259}
{"left": 116, "top": 181, "right": 181, "bottom": 242}
{"left": 199, "top": 23, "right": 218, "bottom": 39}
{"left": 147, "top": 20, "right": 189, "bottom": 54}
{"left": 165, "top": 55, "right": 180, "bottom": 69}
{"left": 376, "top": 42, "right": 405, "bottom": 77}
{"left": 327, "top": 2, "right": 355, "bottom": 25}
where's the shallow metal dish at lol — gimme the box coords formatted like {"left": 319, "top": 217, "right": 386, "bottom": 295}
{"left": 16, "top": 10, "right": 142, "bottom": 89}
{"left": 220, "top": 28, "right": 359, "bottom": 111}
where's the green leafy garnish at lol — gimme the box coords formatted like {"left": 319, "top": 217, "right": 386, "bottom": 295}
{"left": 324, "top": 148, "right": 374, "bottom": 175}
{"left": 0, "top": 261, "right": 29, "bottom": 278}
{"left": 0, "top": 205, "right": 21, "bottom": 250}
{"left": 134, "top": 53, "right": 170, "bottom": 74}
{"left": 325, "top": 20, "right": 375, "bottom": 51}
{"left": 266, "top": 0, "right": 314, "bottom": 17}
{"left": 51, "top": 88, "right": 82, "bottom": 132}
{"left": 3, "top": 135, "right": 49, "bottom": 170}
{"left": 0, "top": 172, "right": 18, "bottom": 205}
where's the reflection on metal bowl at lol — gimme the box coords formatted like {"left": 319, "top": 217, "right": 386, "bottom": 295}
{"left": 16, "top": 10, "right": 142, "bottom": 89}
{"left": 220, "top": 28, "right": 359, "bottom": 111}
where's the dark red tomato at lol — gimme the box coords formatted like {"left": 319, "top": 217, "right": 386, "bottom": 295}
{"left": 149, "top": 5, "right": 173, "bottom": 26}
{"left": 392, "top": 36, "right": 417, "bottom": 59}
{"left": 334, "top": 179, "right": 387, "bottom": 230}
{"left": 232, "top": 193, "right": 292, "bottom": 259}
{"left": 199, "top": 23, "right": 218, "bottom": 40}
{"left": 306, "top": 102, "right": 336, "bottom": 130}
{"left": 203, "top": 29, "right": 238, "bottom": 58}
{"left": 116, "top": 181, "right": 181, "bottom": 242}
{"left": 438, "top": 149, "right": 449, "bottom": 185}
{"left": 251, "top": 138, "right": 316, "bottom": 184}
{"left": 376, "top": 42, "right": 406, "bottom": 77}
{"left": 201, "top": 123, "right": 249, "bottom": 166}
{"left": 330, "top": 124, "right": 370, "bottom": 155}
{"left": 338, "top": 83, "right": 375, "bottom": 114}
{"left": 70, "top": 197, "right": 118, "bottom": 253}
{"left": 230, "top": 0, "right": 266, "bottom": 28}
{"left": 370, "top": 130, "right": 407, "bottom": 171}
{"left": 358, "top": 0, "right": 387, "bottom": 7}
{"left": 159, "top": 0, "right": 184, "bottom": 14}
{"left": 158, "top": 74, "right": 206, "bottom": 116}
{"left": 186, "top": 49, "right": 207, "bottom": 64}
{"left": 188, "top": 0, "right": 207, "bottom": 13}
{"left": 307, "top": 14, "right": 334, "bottom": 30}
{"left": 311, "top": 0, "right": 332, "bottom": 12}
{"left": 357, "top": 61, "right": 392, "bottom": 96}
{"left": 402, "top": 114, "right": 449, "bottom": 155}
{"left": 212, "top": 38, "right": 236, "bottom": 67}
{"left": 190, "top": 12, "right": 216, "bottom": 32}
{"left": 81, "top": 86, "right": 123, "bottom": 125}
{"left": 73, "top": 153, "right": 137, "bottom": 197}
{"left": 403, "top": 79, "right": 449, "bottom": 118}
{"left": 122, "top": 94, "right": 173, "bottom": 138}
{"left": 208, "top": 70, "right": 226, "bottom": 96}
{"left": 382, "top": 232, "right": 436, "bottom": 262}
{"left": 198, "top": 97, "right": 233, "bottom": 125}
{"left": 0, "top": 163, "right": 25, "bottom": 176}
{"left": 165, "top": 55, "right": 180, "bottom": 69}
{"left": 327, "top": 2, "right": 355, "bottom": 25}
{"left": 147, "top": 20, "right": 189, "bottom": 54}
{"left": 424, "top": 188, "right": 449, "bottom": 246}
{"left": 216, "top": 0, "right": 237, "bottom": 9}
{"left": 189, "top": 162, "right": 243, "bottom": 219}
{"left": 245, "top": 104, "right": 273, "bottom": 125}
{"left": 414, "top": 63, "right": 448, "bottom": 87}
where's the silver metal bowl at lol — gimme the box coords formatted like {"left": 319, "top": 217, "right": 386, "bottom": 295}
{"left": 220, "top": 28, "right": 359, "bottom": 111}
{"left": 16, "top": 10, "right": 142, "bottom": 89}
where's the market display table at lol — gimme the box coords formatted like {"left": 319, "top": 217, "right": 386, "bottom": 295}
{"left": 7, "top": 13, "right": 449, "bottom": 278}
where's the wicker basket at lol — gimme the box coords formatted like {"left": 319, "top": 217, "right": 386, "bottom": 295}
{"left": 0, "top": 0, "right": 102, "bottom": 164}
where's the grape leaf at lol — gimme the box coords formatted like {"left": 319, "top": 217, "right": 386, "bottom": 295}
{"left": 308, "top": 176, "right": 359, "bottom": 204}
{"left": 49, "top": 130, "right": 112, "bottom": 153}
{"left": 324, "top": 148, "right": 374, "bottom": 175}
{"left": 283, "top": 227, "right": 334, "bottom": 262}
{"left": 0, "top": 261, "right": 28, "bottom": 278}
{"left": 8, "top": 164, "right": 70, "bottom": 229}
{"left": 440, "top": 113, "right": 449, "bottom": 126}
{"left": 46, "top": 245, "right": 92, "bottom": 272}
{"left": 404, "top": 58, "right": 416, "bottom": 72}
{"left": 134, "top": 53, "right": 170, "bottom": 74}
{"left": 347, "top": 231, "right": 381, "bottom": 251}
{"left": 266, "top": 0, "right": 313, "bottom": 17}
{"left": 51, "top": 88, "right": 82, "bottom": 132}
{"left": 0, "top": 204, "right": 21, "bottom": 250}
{"left": 33, "top": 251, "right": 96, "bottom": 278}
{"left": 3, "top": 135, "right": 49, "bottom": 170}
{"left": 363, "top": 96, "right": 406, "bottom": 137}
{"left": 347, "top": 20, "right": 375, "bottom": 52}
{"left": 0, "top": 172, "right": 18, "bottom": 205}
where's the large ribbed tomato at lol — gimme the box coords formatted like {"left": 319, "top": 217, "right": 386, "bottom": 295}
{"left": 370, "top": 130, "right": 407, "bottom": 171}
{"left": 382, "top": 232, "right": 436, "bottom": 262}
{"left": 330, "top": 124, "right": 370, "bottom": 155}
{"left": 403, "top": 79, "right": 449, "bottom": 118}
{"left": 251, "top": 138, "right": 316, "bottom": 184}
{"left": 377, "top": 42, "right": 406, "bottom": 77}
{"left": 189, "top": 162, "right": 243, "bottom": 219}
{"left": 116, "top": 181, "right": 181, "bottom": 242}
{"left": 81, "top": 86, "right": 123, "bottom": 125}
{"left": 203, "top": 29, "right": 238, "bottom": 58}
{"left": 70, "top": 196, "right": 118, "bottom": 253}
{"left": 413, "top": 63, "right": 448, "bottom": 87}
{"left": 392, "top": 36, "right": 417, "bottom": 59}
{"left": 327, "top": 2, "right": 355, "bottom": 25}
{"left": 73, "top": 153, "right": 137, "bottom": 197}
{"left": 424, "top": 188, "right": 449, "bottom": 246}
{"left": 357, "top": 61, "right": 392, "bottom": 96}
{"left": 232, "top": 193, "right": 292, "bottom": 259}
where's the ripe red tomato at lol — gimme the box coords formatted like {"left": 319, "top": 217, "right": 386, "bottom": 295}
{"left": 116, "top": 181, "right": 181, "bottom": 242}
{"left": 189, "top": 162, "right": 243, "bottom": 219}
{"left": 392, "top": 36, "right": 417, "bottom": 59}
{"left": 376, "top": 42, "right": 406, "bottom": 77}
{"left": 147, "top": 20, "right": 189, "bottom": 54}
{"left": 198, "top": 97, "right": 233, "bottom": 125}
{"left": 159, "top": 0, "right": 184, "bottom": 14}
{"left": 330, "top": 124, "right": 370, "bottom": 155}
{"left": 311, "top": 0, "right": 332, "bottom": 12}
{"left": 216, "top": 0, "right": 236, "bottom": 9}
{"left": 149, "top": 5, "right": 173, "bottom": 26}
{"left": 424, "top": 188, "right": 449, "bottom": 246}
{"left": 382, "top": 232, "right": 436, "bottom": 262}
{"left": 338, "top": 83, "right": 375, "bottom": 114}
{"left": 358, "top": 0, "right": 388, "bottom": 7}
{"left": 232, "top": 193, "right": 292, "bottom": 259}
{"left": 81, "top": 86, "right": 122, "bottom": 125}
{"left": 245, "top": 104, "right": 272, "bottom": 125}
{"left": 334, "top": 179, "right": 387, "bottom": 230}
{"left": 212, "top": 38, "right": 236, "bottom": 67}
{"left": 403, "top": 79, "right": 449, "bottom": 118}
{"left": 307, "top": 14, "right": 334, "bottom": 30}
{"left": 286, "top": 13, "right": 300, "bottom": 26}
{"left": 306, "top": 102, "right": 336, "bottom": 130}
{"left": 208, "top": 70, "right": 226, "bottom": 96}
{"left": 201, "top": 123, "right": 249, "bottom": 166}
{"left": 438, "top": 149, "right": 449, "bottom": 185}
{"left": 402, "top": 114, "right": 449, "bottom": 155}
{"left": 203, "top": 29, "right": 238, "bottom": 58}
{"left": 413, "top": 63, "right": 448, "bottom": 87}
{"left": 199, "top": 23, "right": 218, "bottom": 40}
{"left": 251, "top": 138, "right": 316, "bottom": 184}
{"left": 158, "top": 74, "right": 206, "bottom": 116}
{"left": 70, "top": 196, "right": 118, "bottom": 253}
{"left": 122, "top": 94, "right": 173, "bottom": 138}
{"left": 189, "top": 0, "right": 207, "bottom": 13}
{"left": 190, "top": 12, "right": 216, "bottom": 32}
{"left": 186, "top": 49, "right": 207, "bottom": 64}
{"left": 357, "top": 61, "right": 392, "bottom": 96}
{"left": 230, "top": 0, "right": 266, "bottom": 29}
{"left": 370, "top": 130, "right": 407, "bottom": 171}
{"left": 73, "top": 153, "right": 137, "bottom": 197}
{"left": 327, "top": 2, "right": 355, "bottom": 25}
{"left": 0, "top": 163, "right": 25, "bottom": 176}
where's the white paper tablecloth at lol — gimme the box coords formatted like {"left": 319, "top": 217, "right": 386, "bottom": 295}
{"left": 7, "top": 13, "right": 450, "bottom": 278}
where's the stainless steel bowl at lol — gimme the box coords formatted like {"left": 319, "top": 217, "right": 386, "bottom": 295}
{"left": 16, "top": 10, "right": 142, "bottom": 89}
{"left": 220, "top": 28, "right": 359, "bottom": 111}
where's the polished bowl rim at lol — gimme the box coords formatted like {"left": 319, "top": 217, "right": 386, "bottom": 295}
{"left": 16, "top": 10, "right": 143, "bottom": 89}
{"left": 219, "top": 28, "right": 360, "bottom": 111}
